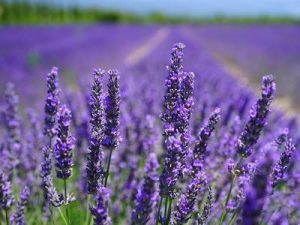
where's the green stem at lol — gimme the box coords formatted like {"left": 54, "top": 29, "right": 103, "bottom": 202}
{"left": 218, "top": 175, "right": 236, "bottom": 225}
{"left": 5, "top": 210, "right": 9, "bottom": 225}
{"left": 164, "top": 197, "right": 169, "bottom": 221}
{"left": 58, "top": 207, "right": 68, "bottom": 225}
{"left": 218, "top": 157, "right": 244, "bottom": 225}
{"left": 228, "top": 210, "right": 238, "bottom": 225}
{"left": 85, "top": 195, "right": 91, "bottom": 225}
{"left": 64, "top": 180, "right": 70, "bottom": 225}
{"left": 104, "top": 148, "right": 113, "bottom": 187}
{"left": 156, "top": 197, "right": 163, "bottom": 225}
{"left": 166, "top": 198, "right": 173, "bottom": 225}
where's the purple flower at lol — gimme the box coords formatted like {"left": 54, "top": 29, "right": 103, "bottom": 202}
{"left": 3, "top": 82, "right": 21, "bottom": 169}
{"left": 242, "top": 152, "right": 274, "bottom": 225}
{"left": 131, "top": 153, "right": 159, "bottom": 224}
{"left": 41, "top": 175, "right": 64, "bottom": 207}
{"left": 192, "top": 108, "right": 221, "bottom": 174}
{"left": 236, "top": 75, "right": 276, "bottom": 157}
{"left": 90, "top": 185, "right": 111, "bottom": 225}
{"left": 177, "top": 72, "right": 195, "bottom": 172}
{"left": 0, "top": 173, "right": 14, "bottom": 210}
{"left": 195, "top": 187, "right": 214, "bottom": 225}
{"left": 160, "top": 43, "right": 191, "bottom": 198}
{"left": 44, "top": 67, "right": 60, "bottom": 139}
{"left": 159, "top": 135, "right": 183, "bottom": 198}
{"left": 40, "top": 147, "right": 64, "bottom": 207}
{"left": 87, "top": 69, "right": 105, "bottom": 194}
{"left": 10, "top": 186, "right": 30, "bottom": 225}
{"left": 102, "top": 70, "right": 121, "bottom": 149}
{"left": 272, "top": 138, "right": 295, "bottom": 188}
{"left": 54, "top": 105, "right": 75, "bottom": 180}
{"left": 161, "top": 43, "right": 185, "bottom": 138}
{"left": 171, "top": 171, "right": 207, "bottom": 224}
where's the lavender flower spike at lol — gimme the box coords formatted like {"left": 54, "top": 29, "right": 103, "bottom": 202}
{"left": 90, "top": 185, "right": 112, "bottom": 225}
{"left": 0, "top": 173, "right": 14, "bottom": 210}
{"left": 242, "top": 152, "right": 274, "bottom": 225}
{"left": 159, "top": 43, "right": 187, "bottom": 198}
{"left": 3, "top": 83, "right": 21, "bottom": 166}
{"left": 54, "top": 105, "right": 75, "bottom": 180}
{"left": 44, "top": 67, "right": 60, "bottom": 139}
{"left": 40, "top": 147, "right": 64, "bottom": 207}
{"left": 10, "top": 186, "right": 30, "bottom": 225}
{"left": 87, "top": 69, "right": 105, "bottom": 194}
{"left": 131, "top": 153, "right": 159, "bottom": 225}
{"left": 272, "top": 138, "right": 295, "bottom": 188}
{"left": 236, "top": 75, "right": 276, "bottom": 157}
{"left": 159, "top": 135, "right": 183, "bottom": 198}
{"left": 102, "top": 69, "right": 121, "bottom": 149}
{"left": 161, "top": 43, "right": 185, "bottom": 138}
{"left": 171, "top": 171, "right": 207, "bottom": 225}
{"left": 178, "top": 72, "right": 195, "bottom": 172}
{"left": 192, "top": 108, "right": 221, "bottom": 174}
{"left": 195, "top": 187, "right": 214, "bottom": 225}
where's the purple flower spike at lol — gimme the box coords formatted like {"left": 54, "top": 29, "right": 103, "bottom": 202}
{"left": 87, "top": 69, "right": 105, "bottom": 194}
{"left": 242, "top": 152, "right": 274, "bottom": 225}
{"left": 272, "top": 138, "right": 295, "bottom": 188}
{"left": 44, "top": 67, "right": 60, "bottom": 139}
{"left": 171, "top": 171, "right": 207, "bottom": 225}
{"left": 54, "top": 105, "right": 75, "bottom": 180}
{"left": 131, "top": 153, "right": 159, "bottom": 224}
{"left": 90, "top": 185, "right": 111, "bottom": 225}
{"left": 236, "top": 75, "right": 276, "bottom": 157}
{"left": 196, "top": 187, "right": 214, "bottom": 225}
{"left": 162, "top": 43, "right": 185, "bottom": 138}
{"left": 40, "top": 147, "right": 64, "bottom": 207}
{"left": 192, "top": 108, "right": 221, "bottom": 174}
{"left": 160, "top": 135, "right": 183, "bottom": 198}
{"left": 3, "top": 82, "right": 21, "bottom": 168}
{"left": 10, "top": 186, "right": 30, "bottom": 225}
{"left": 0, "top": 173, "right": 14, "bottom": 210}
{"left": 102, "top": 70, "right": 121, "bottom": 149}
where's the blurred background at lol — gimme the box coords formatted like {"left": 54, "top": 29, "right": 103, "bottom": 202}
{"left": 0, "top": 0, "right": 300, "bottom": 112}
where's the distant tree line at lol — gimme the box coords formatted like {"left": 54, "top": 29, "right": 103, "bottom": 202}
{"left": 1, "top": 0, "right": 300, "bottom": 24}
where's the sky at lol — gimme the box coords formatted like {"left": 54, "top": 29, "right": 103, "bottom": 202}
{"left": 36, "top": 0, "right": 300, "bottom": 17}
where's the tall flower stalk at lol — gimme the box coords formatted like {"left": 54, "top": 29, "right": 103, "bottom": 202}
{"left": 10, "top": 186, "right": 30, "bottom": 225}
{"left": 131, "top": 153, "right": 159, "bottom": 225}
{"left": 102, "top": 70, "right": 121, "bottom": 187}
{"left": 158, "top": 43, "right": 196, "bottom": 225}
{"left": 219, "top": 75, "right": 276, "bottom": 224}
{"left": 44, "top": 67, "right": 60, "bottom": 142}
{"left": 86, "top": 69, "right": 105, "bottom": 195}
{"left": 54, "top": 104, "right": 75, "bottom": 223}
{"left": 0, "top": 173, "right": 15, "bottom": 225}
{"left": 90, "top": 185, "right": 112, "bottom": 225}
{"left": 3, "top": 83, "right": 22, "bottom": 177}
{"left": 242, "top": 152, "right": 274, "bottom": 225}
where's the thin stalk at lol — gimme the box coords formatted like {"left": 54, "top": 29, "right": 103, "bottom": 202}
{"left": 156, "top": 197, "right": 163, "bottom": 225}
{"left": 228, "top": 210, "right": 238, "bottom": 225}
{"left": 85, "top": 195, "right": 91, "bottom": 225}
{"left": 5, "top": 210, "right": 9, "bottom": 225}
{"left": 104, "top": 148, "right": 113, "bottom": 187}
{"left": 166, "top": 198, "right": 173, "bottom": 225}
{"left": 0, "top": 210, "right": 3, "bottom": 225}
{"left": 218, "top": 175, "right": 236, "bottom": 225}
{"left": 64, "top": 180, "right": 70, "bottom": 225}
{"left": 164, "top": 197, "right": 169, "bottom": 221}
{"left": 58, "top": 207, "right": 68, "bottom": 225}
{"left": 218, "top": 157, "right": 244, "bottom": 225}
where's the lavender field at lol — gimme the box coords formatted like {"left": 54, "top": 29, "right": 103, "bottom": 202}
{"left": 0, "top": 25, "right": 299, "bottom": 225}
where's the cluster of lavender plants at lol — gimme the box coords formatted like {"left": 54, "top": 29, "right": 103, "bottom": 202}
{"left": 0, "top": 41, "right": 299, "bottom": 225}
